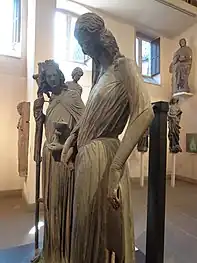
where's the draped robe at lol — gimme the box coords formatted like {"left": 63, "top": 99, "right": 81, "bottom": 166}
{"left": 70, "top": 57, "right": 152, "bottom": 263}
{"left": 42, "top": 88, "right": 85, "bottom": 263}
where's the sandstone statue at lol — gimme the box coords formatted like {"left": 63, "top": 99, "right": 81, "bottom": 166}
{"left": 33, "top": 60, "right": 85, "bottom": 263}
{"left": 61, "top": 13, "right": 154, "bottom": 263}
{"left": 169, "top": 38, "right": 192, "bottom": 94}
{"left": 17, "top": 101, "right": 30, "bottom": 177}
{"left": 168, "top": 97, "right": 182, "bottom": 153}
{"left": 66, "top": 67, "right": 84, "bottom": 96}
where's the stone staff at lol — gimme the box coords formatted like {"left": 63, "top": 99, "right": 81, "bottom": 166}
{"left": 31, "top": 63, "right": 46, "bottom": 262}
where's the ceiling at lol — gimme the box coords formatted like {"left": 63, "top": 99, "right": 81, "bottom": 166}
{"left": 73, "top": 0, "right": 197, "bottom": 38}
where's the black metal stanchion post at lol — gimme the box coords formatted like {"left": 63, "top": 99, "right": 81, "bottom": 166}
{"left": 145, "top": 101, "right": 169, "bottom": 263}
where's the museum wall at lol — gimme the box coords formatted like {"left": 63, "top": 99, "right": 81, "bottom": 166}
{"left": 172, "top": 23, "right": 197, "bottom": 181}
{"left": 0, "top": 0, "right": 27, "bottom": 191}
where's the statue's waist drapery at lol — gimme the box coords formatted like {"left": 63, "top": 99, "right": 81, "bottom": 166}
{"left": 77, "top": 136, "right": 120, "bottom": 150}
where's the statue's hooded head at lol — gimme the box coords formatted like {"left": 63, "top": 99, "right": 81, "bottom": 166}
{"left": 74, "top": 13, "right": 120, "bottom": 62}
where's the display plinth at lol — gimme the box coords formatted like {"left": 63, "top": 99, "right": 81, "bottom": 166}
{"left": 173, "top": 91, "right": 193, "bottom": 99}
{"left": 146, "top": 101, "right": 168, "bottom": 263}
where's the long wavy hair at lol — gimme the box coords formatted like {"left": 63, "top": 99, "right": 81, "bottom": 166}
{"left": 74, "top": 13, "right": 122, "bottom": 62}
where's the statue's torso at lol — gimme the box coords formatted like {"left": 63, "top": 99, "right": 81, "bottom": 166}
{"left": 66, "top": 81, "right": 82, "bottom": 96}
{"left": 45, "top": 89, "right": 85, "bottom": 142}
{"left": 175, "top": 46, "right": 192, "bottom": 65}
{"left": 78, "top": 60, "right": 130, "bottom": 147}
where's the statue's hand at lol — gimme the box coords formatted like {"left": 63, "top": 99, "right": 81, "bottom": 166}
{"left": 47, "top": 142, "right": 63, "bottom": 152}
{"left": 61, "top": 133, "right": 77, "bottom": 166}
{"left": 107, "top": 166, "right": 121, "bottom": 210}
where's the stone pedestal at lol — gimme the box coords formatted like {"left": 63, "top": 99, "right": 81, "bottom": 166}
{"left": 146, "top": 101, "right": 168, "bottom": 263}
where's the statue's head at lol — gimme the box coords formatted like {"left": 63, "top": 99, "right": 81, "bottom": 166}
{"left": 71, "top": 67, "right": 84, "bottom": 82}
{"left": 179, "top": 38, "right": 186, "bottom": 48}
{"left": 169, "top": 97, "right": 179, "bottom": 105}
{"left": 17, "top": 102, "right": 24, "bottom": 115}
{"left": 40, "top": 60, "right": 65, "bottom": 94}
{"left": 74, "top": 13, "right": 120, "bottom": 62}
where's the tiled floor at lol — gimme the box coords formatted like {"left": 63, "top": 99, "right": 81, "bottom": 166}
{"left": 0, "top": 196, "right": 44, "bottom": 249}
{"left": 132, "top": 180, "right": 197, "bottom": 263}
{"left": 0, "top": 180, "right": 197, "bottom": 263}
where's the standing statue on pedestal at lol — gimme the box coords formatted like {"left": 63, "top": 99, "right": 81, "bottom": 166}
{"left": 16, "top": 101, "right": 30, "bottom": 177}
{"left": 168, "top": 97, "right": 182, "bottom": 153}
{"left": 169, "top": 38, "right": 192, "bottom": 94}
{"left": 137, "top": 128, "right": 149, "bottom": 153}
{"left": 33, "top": 60, "right": 85, "bottom": 263}
{"left": 66, "top": 67, "right": 84, "bottom": 96}
{"left": 61, "top": 13, "right": 154, "bottom": 263}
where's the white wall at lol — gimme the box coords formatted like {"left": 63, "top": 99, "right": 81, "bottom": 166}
{"left": 0, "top": 0, "right": 27, "bottom": 191}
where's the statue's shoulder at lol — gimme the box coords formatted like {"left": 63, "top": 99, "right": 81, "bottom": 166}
{"left": 65, "top": 81, "right": 72, "bottom": 86}
{"left": 114, "top": 57, "right": 131, "bottom": 75}
{"left": 115, "top": 56, "right": 130, "bottom": 67}
{"left": 187, "top": 46, "right": 192, "bottom": 54}
{"left": 115, "top": 57, "right": 141, "bottom": 79}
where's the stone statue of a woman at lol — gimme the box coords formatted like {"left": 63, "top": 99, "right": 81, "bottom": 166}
{"left": 168, "top": 97, "right": 182, "bottom": 153}
{"left": 61, "top": 13, "right": 154, "bottom": 263}
{"left": 33, "top": 60, "right": 85, "bottom": 263}
{"left": 169, "top": 38, "right": 192, "bottom": 94}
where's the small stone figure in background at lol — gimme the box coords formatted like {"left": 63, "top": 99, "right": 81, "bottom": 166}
{"left": 169, "top": 38, "right": 192, "bottom": 94}
{"left": 137, "top": 128, "right": 149, "bottom": 152}
{"left": 17, "top": 101, "right": 30, "bottom": 177}
{"left": 65, "top": 67, "right": 84, "bottom": 96}
{"left": 168, "top": 97, "right": 182, "bottom": 153}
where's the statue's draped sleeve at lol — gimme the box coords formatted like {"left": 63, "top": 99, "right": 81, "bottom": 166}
{"left": 112, "top": 58, "right": 154, "bottom": 170}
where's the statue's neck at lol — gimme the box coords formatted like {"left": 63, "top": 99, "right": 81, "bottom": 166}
{"left": 97, "top": 52, "right": 114, "bottom": 70}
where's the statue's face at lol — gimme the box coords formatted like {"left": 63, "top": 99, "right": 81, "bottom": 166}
{"left": 72, "top": 72, "right": 80, "bottom": 82}
{"left": 179, "top": 39, "right": 186, "bottom": 48}
{"left": 72, "top": 69, "right": 83, "bottom": 82}
{"left": 77, "top": 30, "right": 100, "bottom": 60}
{"left": 45, "top": 66, "right": 61, "bottom": 90}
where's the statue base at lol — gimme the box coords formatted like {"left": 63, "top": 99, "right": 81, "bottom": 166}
{"left": 173, "top": 91, "right": 193, "bottom": 100}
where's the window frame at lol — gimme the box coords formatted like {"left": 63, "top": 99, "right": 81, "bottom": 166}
{"left": 55, "top": 8, "right": 90, "bottom": 66}
{"left": 0, "top": 0, "right": 22, "bottom": 58}
{"left": 136, "top": 32, "right": 160, "bottom": 81}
